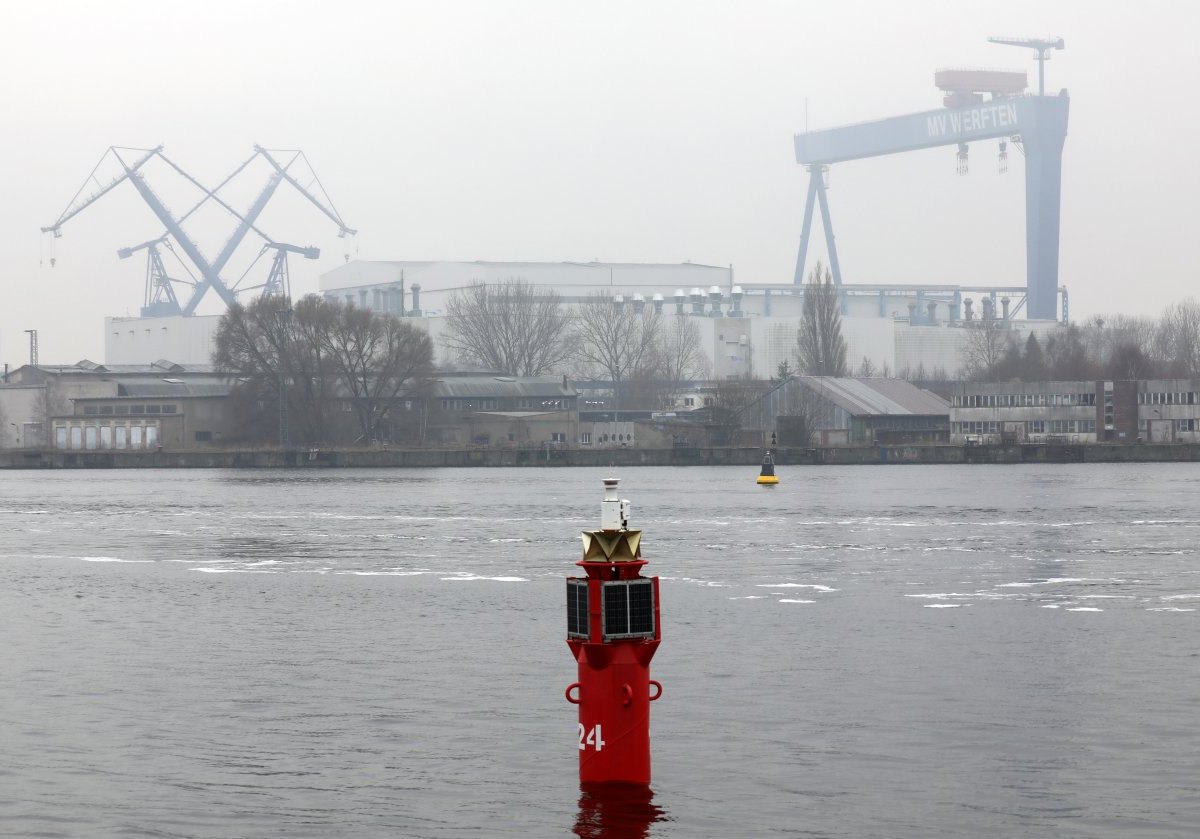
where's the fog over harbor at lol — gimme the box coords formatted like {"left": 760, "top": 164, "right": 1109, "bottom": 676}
{"left": 3, "top": 1, "right": 1200, "bottom": 363}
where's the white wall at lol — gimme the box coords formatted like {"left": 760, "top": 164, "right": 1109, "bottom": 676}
{"left": 105, "top": 315, "right": 223, "bottom": 366}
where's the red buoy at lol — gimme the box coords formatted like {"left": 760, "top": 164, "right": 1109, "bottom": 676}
{"left": 566, "top": 478, "right": 663, "bottom": 785}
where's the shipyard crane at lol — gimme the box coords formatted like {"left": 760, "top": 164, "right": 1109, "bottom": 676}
{"left": 231, "top": 242, "right": 321, "bottom": 301}
{"left": 792, "top": 37, "right": 1068, "bottom": 321}
{"left": 42, "top": 145, "right": 356, "bottom": 317}
{"left": 117, "top": 236, "right": 201, "bottom": 317}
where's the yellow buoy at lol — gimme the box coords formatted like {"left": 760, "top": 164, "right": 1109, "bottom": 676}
{"left": 756, "top": 450, "right": 779, "bottom": 485}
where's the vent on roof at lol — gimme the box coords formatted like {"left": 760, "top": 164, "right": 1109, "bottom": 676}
{"left": 162, "top": 378, "right": 184, "bottom": 384}
{"left": 152, "top": 359, "right": 185, "bottom": 373}
{"left": 77, "top": 359, "right": 107, "bottom": 372}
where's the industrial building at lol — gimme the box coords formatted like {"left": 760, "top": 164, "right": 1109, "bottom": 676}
{"left": 316, "top": 259, "right": 1058, "bottom": 380}
{"left": 948, "top": 380, "right": 1200, "bottom": 444}
{"left": 0, "top": 360, "right": 228, "bottom": 450}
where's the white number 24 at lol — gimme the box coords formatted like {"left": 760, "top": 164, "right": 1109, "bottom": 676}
{"left": 577, "top": 723, "right": 605, "bottom": 752}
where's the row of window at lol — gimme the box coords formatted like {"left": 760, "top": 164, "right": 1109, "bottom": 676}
{"left": 1138, "top": 392, "right": 1198, "bottom": 405}
{"left": 82, "top": 403, "right": 177, "bottom": 416}
{"left": 953, "top": 393, "right": 1097, "bottom": 408}
{"left": 1142, "top": 418, "right": 1200, "bottom": 432}
{"left": 54, "top": 422, "right": 160, "bottom": 451}
{"left": 953, "top": 420, "right": 1098, "bottom": 435}
{"left": 439, "top": 398, "right": 568, "bottom": 411}
{"left": 580, "top": 432, "right": 634, "bottom": 444}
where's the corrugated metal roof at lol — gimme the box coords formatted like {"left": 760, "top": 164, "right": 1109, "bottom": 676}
{"left": 114, "top": 379, "right": 232, "bottom": 398}
{"left": 798, "top": 377, "right": 949, "bottom": 416}
{"left": 432, "top": 376, "right": 576, "bottom": 399}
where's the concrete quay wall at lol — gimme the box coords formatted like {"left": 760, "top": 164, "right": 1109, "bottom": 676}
{"left": 3, "top": 443, "right": 1200, "bottom": 470}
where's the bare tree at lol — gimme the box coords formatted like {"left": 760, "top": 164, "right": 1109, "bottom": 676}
{"left": 322, "top": 304, "right": 435, "bottom": 442}
{"left": 572, "top": 294, "right": 663, "bottom": 409}
{"left": 650, "top": 314, "right": 709, "bottom": 403}
{"left": 1045, "top": 324, "right": 1097, "bottom": 380}
{"left": 215, "top": 295, "right": 434, "bottom": 444}
{"left": 959, "top": 321, "right": 1013, "bottom": 380}
{"left": 443, "top": 279, "right": 572, "bottom": 375}
{"left": 795, "top": 263, "right": 848, "bottom": 376}
{"left": 213, "top": 296, "right": 291, "bottom": 441}
{"left": 1156, "top": 298, "right": 1200, "bottom": 376}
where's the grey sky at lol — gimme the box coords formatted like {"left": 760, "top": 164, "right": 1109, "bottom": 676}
{"left": 2, "top": 0, "right": 1196, "bottom": 365}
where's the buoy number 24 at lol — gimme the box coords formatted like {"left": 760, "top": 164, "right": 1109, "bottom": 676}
{"left": 578, "top": 723, "right": 606, "bottom": 752}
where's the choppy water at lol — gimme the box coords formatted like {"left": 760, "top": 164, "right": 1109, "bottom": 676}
{"left": 2, "top": 464, "right": 1198, "bottom": 837}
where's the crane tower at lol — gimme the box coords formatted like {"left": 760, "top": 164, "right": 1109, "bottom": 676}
{"left": 42, "top": 146, "right": 356, "bottom": 317}
{"left": 793, "top": 37, "right": 1068, "bottom": 321}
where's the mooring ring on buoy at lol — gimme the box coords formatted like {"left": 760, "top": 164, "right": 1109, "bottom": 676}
{"left": 648, "top": 680, "right": 663, "bottom": 701}
{"left": 565, "top": 682, "right": 582, "bottom": 704}
{"left": 620, "top": 683, "right": 633, "bottom": 706}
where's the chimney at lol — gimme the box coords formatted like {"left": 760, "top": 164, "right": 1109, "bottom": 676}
{"left": 708, "top": 285, "right": 723, "bottom": 317}
{"left": 1001, "top": 297, "right": 1011, "bottom": 320}
{"left": 927, "top": 302, "right": 937, "bottom": 325}
{"left": 410, "top": 283, "right": 422, "bottom": 316}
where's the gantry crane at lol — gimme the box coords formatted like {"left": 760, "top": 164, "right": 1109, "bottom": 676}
{"left": 232, "top": 242, "right": 321, "bottom": 301}
{"left": 116, "top": 236, "right": 192, "bottom": 317}
{"left": 42, "top": 145, "right": 355, "bottom": 317}
{"left": 792, "top": 37, "right": 1068, "bottom": 321}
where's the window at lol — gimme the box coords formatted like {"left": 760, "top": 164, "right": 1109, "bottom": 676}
{"left": 130, "top": 405, "right": 146, "bottom": 415}
{"left": 580, "top": 432, "right": 592, "bottom": 444}
{"left": 194, "top": 431, "right": 213, "bottom": 442}
{"left": 99, "top": 406, "right": 114, "bottom": 415}
{"left": 161, "top": 404, "right": 176, "bottom": 414}
{"left": 145, "top": 405, "right": 162, "bottom": 415}
{"left": 552, "top": 432, "right": 566, "bottom": 443}
{"left": 115, "top": 406, "right": 129, "bottom": 415}
{"left": 1177, "top": 419, "right": 1197, "bottom": 432}
{"left": 684, "top": 397, "right": 695, "bottom": 406}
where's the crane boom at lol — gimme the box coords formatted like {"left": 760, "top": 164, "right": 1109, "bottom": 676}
{"left": 41, "top": 146, "right": 161, "bottom": 236}
{"left": 256, "top": 146, "right": 357, "bottom": 237}
{"left": 42, "top": 144, "right": 356, "bottom": 316}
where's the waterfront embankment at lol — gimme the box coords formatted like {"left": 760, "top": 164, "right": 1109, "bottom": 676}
{"left": 3, "top": 443, "right": 1200, "bottom": 469}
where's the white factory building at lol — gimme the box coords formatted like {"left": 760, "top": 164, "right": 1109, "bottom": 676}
{"left": 316, "top": 259, "right": 1060, "bottom": 378}
{"left": 103, "top": 258, "right": 1060, "bottom": 378}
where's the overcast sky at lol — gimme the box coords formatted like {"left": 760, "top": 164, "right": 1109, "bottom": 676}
{"left": 2, "top": 0, "right": 1197, "bottom": 366}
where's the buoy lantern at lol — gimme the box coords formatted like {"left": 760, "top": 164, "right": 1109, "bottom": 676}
{"left": 565, "top": 478, "right": 662, "bottom": 785}
{"left": 757, "top": 450, "right": 779, "bottom": 485}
